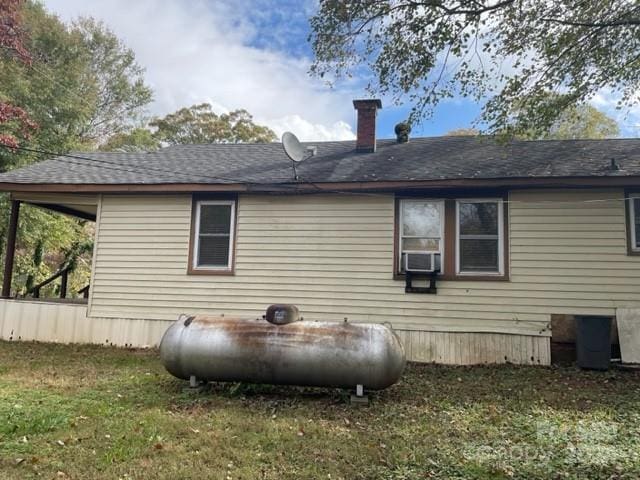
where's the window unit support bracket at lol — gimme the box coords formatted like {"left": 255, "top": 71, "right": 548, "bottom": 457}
{"left": 405, "top": 271, "right": 438, "bottom": 294}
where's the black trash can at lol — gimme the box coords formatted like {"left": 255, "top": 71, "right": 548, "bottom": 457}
{"left": 575, "top": 315, "right": 612, "bottom": 370}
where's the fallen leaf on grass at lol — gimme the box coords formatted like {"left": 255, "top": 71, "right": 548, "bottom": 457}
{"left": 154, "top": 443, "right": 163, "bottom": 450}
{"left": 14, "top": 458, "right": 25, "bottom": 466}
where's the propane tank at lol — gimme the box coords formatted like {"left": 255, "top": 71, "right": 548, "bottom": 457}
{"left": 160, "top": 306, "right": 405, "bottom": 391}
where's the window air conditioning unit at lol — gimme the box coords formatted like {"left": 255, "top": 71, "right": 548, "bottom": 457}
{"left": 405, "top": 252, "right": 438, "bottom": 273}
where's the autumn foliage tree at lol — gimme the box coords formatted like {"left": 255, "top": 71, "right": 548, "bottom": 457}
{"left": 0, "top": 103, "right": 35, "bottom": 148}
{"left": 0, "top": 1, "right": 152, "bottom": 297}
{"left": 0, "top": 0, "right": 36, "bottom": 150}
{"left": 0, "top": 0, "right": 29, "bottom": 62}
{"left": 0, "top": 2, "right": 154, "bottom": 159}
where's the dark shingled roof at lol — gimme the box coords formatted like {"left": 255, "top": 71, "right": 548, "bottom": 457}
{"left": 1, "top": 136, "right": 640, "bottom": 186}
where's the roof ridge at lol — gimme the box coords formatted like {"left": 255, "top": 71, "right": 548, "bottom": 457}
{"left": 160, "top": 139, "right": 358, "bottom": 148}
{"left": 398, "top": 135, "right": 636, "bottom": 143}
{"left": 159, "top": 136, "right": 640, "bottom": 148}
{"left": 2, "top": 134, "right": 639, "bottom": 188}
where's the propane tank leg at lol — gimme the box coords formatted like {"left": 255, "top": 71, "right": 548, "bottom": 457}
{"left": 350, "top": 384, "right": 369, "bottom": 406}
{"left": 183, "top": 375, "right": 205, "bottom": 394}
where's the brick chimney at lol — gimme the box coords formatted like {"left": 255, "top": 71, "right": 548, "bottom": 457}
{"left": 353, "top": 99, "right": 382, "bottom": 152}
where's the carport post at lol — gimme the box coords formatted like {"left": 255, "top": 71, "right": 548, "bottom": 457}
{"left": 2, "top": 200, "right": 21, "bottom": 298}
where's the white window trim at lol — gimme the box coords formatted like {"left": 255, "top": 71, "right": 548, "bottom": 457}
{"left": 193, "top": 199, "right": 236, "bottom": 271}
{"left": 398, "top": 199, "right": 445, "bottom": 273}
{"left": 631, "top": 195, "right": 640, "bottom": 252}
{"left": 455, "top": 198, "right": 504, "bottom": 276}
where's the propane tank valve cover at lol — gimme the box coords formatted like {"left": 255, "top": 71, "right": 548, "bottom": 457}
{"left": 265, "top": 304, "right": 300, "bottom": 325}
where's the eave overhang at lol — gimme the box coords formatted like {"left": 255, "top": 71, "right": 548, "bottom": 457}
{"left": 1, "top": 175, "right": 640, "bottom": 194}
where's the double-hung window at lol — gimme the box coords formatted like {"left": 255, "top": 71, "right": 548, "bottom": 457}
{"left": 396, "top": 196, "right": 507, "bottom": 280}
{"left": 399, "top": 200, "right": 444, "bottom": 273}
{"left": 630, "top": 195, "right": 640, "bottom": 253}
{"left": 191, "top": 199, "right": 236, "bottom": 272}
{"left": 456, "top": 199, "right": 504, "bottom": 275}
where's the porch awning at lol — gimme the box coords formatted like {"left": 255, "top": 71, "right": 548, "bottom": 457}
{"left": 11, "top": 193, "right": 98, "bottom": 221}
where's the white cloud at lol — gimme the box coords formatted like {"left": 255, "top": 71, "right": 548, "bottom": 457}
{"left": 43, "top": 0, "right": 357, "bottom": 141}
{"left": 267, "top": 115, "right": 355, "bottom": 142}
{"left": 590, "top": 89, "right": 640, "bottom": 137}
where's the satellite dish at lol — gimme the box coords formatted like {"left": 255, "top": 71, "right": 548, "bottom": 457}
{"left": 282, "top": 132, "right": 315, "bottom": 163}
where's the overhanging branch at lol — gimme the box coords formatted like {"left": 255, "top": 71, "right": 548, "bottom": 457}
{"left": 541, "top": 17, "right": 640, "bottom": 28}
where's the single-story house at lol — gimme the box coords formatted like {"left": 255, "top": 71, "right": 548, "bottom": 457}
{"left": 1, "top": 99, "right": 639, "bottom": 365}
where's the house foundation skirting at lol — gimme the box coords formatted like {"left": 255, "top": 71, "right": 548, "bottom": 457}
{"left": 0, "top": 299, "right": 550, "bottom": 365}
{"left": 395, "top": 329, "right": 550, "bottom": 365}
{"left": 0, "top": 299, "right": 166, "bottom": 348}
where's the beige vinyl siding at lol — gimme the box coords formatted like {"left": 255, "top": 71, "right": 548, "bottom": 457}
{"left": 88, "top": 189, "right": 640, "bottom": 339}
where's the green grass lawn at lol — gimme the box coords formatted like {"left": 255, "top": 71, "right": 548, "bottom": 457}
{"left": 1, "top": 341, "right": 640, "bottom": 479}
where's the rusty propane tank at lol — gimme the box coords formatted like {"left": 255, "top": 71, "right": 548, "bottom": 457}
{"left": 159, "top": 306, "right": 406, "bottom": 390}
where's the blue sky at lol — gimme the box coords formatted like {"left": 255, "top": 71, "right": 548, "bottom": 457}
{"left": 229, "top": 0, "right": 486, "bottom": 139}
{"left": 43, "top": 0, "right": 637, "bottom": 140}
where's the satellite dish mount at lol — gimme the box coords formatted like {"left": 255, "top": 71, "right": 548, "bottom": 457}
{"left": 282, "top": 132, "right": 316, "bottom": 181}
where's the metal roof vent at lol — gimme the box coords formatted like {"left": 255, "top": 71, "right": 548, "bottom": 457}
{"left": 609, "top": 158, "right": 620, "bottom": 171}
{"left": 395, "top": 122, "right": 411, "bottom": 143}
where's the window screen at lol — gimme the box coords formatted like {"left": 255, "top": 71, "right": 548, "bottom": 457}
{"left": 195, "top": 202, "right": 234, "bottom": 269}
{"left": 458, "top": 201, "right": 501, "bottom": 273}
{"left": 399, "top": 200, "right": 443, "bottom": 272}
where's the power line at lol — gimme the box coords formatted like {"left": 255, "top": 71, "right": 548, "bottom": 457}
{"left": 1, "top": 144, "right": 639, "bottom": 206}
{"left": 3, "top": 43, "right": 637, "bottom": 204}
{"left": 0, "top": 44, "right": 148, "bottom": 142}
{"left": 0, "top": 44, "right": 98, "bottom": 113}
{"left": 1, "top": 144, "right": 398, "bottom": 199}
{"left": 0, "top": 144, "right": 283, "bottom": 187}
{"left": 1, "top": 144, "right": 408, "bottom": 197}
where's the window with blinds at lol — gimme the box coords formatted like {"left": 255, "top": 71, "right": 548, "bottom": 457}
{"left": 193, "top": 200, "right": 235, "bottom": 270}
{"left": 456, "top": 199, "right": 504, "bottom": 274}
